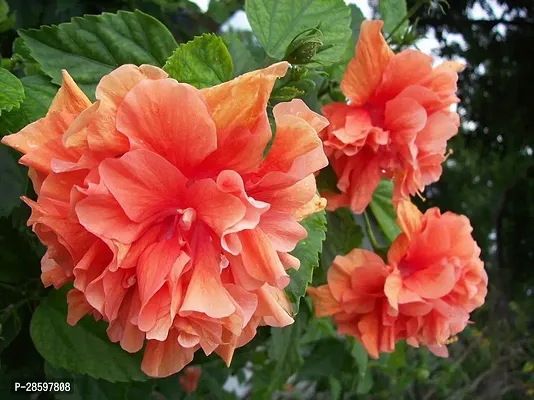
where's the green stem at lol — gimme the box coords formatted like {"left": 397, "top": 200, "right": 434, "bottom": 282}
{"left": 363, "top": 210, "right": 380, "bottom": 251}
{"left": 386, "top": 0, "right": 428, "bottom": 42}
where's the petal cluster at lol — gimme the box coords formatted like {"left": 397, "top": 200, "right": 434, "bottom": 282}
{"left": 320, "top": 20, "right": 463, "bottom": 213}
{"left": 2, "top": 62, "right": 328, "bottom": 377}
{"left": 308, "top": 201, "right": 487, "bottom": 358}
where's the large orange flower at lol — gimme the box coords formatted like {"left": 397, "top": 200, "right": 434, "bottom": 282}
{"left": 308, "top": 201, "right": 487, "bottom": 358}
{"left": 2, "top": 62, "right": 328, "bottom": 377}
{"left": 320, "top": 20, "right": 462, "bottom": 213}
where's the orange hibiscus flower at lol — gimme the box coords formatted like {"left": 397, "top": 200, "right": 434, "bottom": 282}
{"left": 308, "top": 201, "right": 487, "bottom": 358}
{"left": 320, "top": 20, "right": 463, "bottom": 213}
{"left": 2, "top": 62, "right": 328, "bottom": 377}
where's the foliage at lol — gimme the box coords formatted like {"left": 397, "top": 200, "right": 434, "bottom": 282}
{"left": 0, "top": 66, "right": 23, "bottom": 114}
{"left": 369, "top": 179, "right": 401, "bottom": 244}
{"left": 245, "top": 0, "right": 351, "bottom": 65}
{"left": 379, "top": 0, "right": 409, "bottom": 41}
{"left": 164, "top": 33, "right": 233, "bottom": 88}
{"left": 31, "top": 286, "right": 148, "bottom": 382}
{"left": 286, "top": 211, "right": 327, "bottom": 314}
{"left": 19, "top": 10, "right": 177, "bottom": 96}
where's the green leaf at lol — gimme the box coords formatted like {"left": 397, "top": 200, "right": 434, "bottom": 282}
{"left": 254, "top": 314, "right": 304, "bottom": 398}
{"left": 246, "top": 0, "right": 351, "bottom": 65}
{"left": 319, "top": 208, "right": 363, "bottom": 280}
{"left": 327, "top": 4, "right": 366, "bottom": 82}
{"left": 350, "top": 339, "right": 368, "bottom": 378}
{"left": 0, "top": 76, "right": 56, "bottom": 137}
{"left": 154, "top": 375, "right": 187, "bottom": 400}
{"left": 368, "top": 179, "right": 401, "bottom": 243}
{"left": 12, "top": 37, "right": 41, "bottom": 76}
{"left": 0, "top": 0, "right": 14, "bottom": 33}
{"left": 0, "top": 146, "right": 25, "bottom": 217}
{"left": 0, "top": 107, "right": 29, "bottom": 136}
{"left": 0, "top": 308, "right": 22, "bottom": 353}
{"left": 194, "top": 361, "right": 233, "bottom": 400}
{"left": 164, "top": 33, "right": 233, "bottom": 89}
{"left": 30, "top": 286, "right": 148, "bottom": 383}
{"left": 299, "top": 338, "right": 351, "bottom": 379}
{"left": 388, "top": 340, "right": 406, "bottom": 368}
{"left": 20, "top": 75, "right": 58, "bottom": 122}
{"left": 356, "top": 369, "right": 373, "bottom": 394}
{"left": 286, "top": 210, "right": 327, "bottom": 314}
{"left": 222, "top": 32, "right": 263, "bottom": 77}
{"left": 0, "top": 68, "right": 24, "bottom": 116}
{"left": 300, "top": 317, "right": 336, "bottom": 345}
{"left": 329, "top": 376, "right": 342, "bottom": 400}
{"left": 379, "top": 0, "right": 408, "bottom": 41}
{"left": 19, "top": 10, "right": 177, "bottom": 97}
{"left": 348, "top": 4, "right": 366, "bottom": 47}
{"left": 12, "top": 37, "right": 34, "bottom": 62}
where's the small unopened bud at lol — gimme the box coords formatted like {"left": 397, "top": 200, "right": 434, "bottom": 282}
{"left": 284, "top": 27, "right": 324, "bottom": 65}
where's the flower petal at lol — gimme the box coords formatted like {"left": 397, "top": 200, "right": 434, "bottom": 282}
{"left": 255, "top": 284, "right": 294, "bottom": 327}
{"left": 201, "top": 62, "right": 288, "bottom": 132}
{"left": 335, "top": 148, "right": 382, "bottom": 214}
{"left": 50, "top": 70, "right": 91, "bottom": 114}
{"left": 259, "top": 100, "right": 327, "bottom": 176}
{"left": 76, "top": 185, "right": 158, "bottom": 244}
{"left": 259, "top": 211, "right": 307, "bottom": 253}
{"left": 180, "top": 226, "right": 236, "bottom": 318}
{"left": 80, "top": 64, "right": 168, "bottom": 153}
{"left": 141, "top": 330, "right": 196, "bottom": 378}
{"left": 396, "top": 200, "right": 423, "bottom": 240}
{"left": 404, "top": 263, "right": 456, "bottom": 299}
{"left": 66, "top": 288, "right": 94, "bottom": 326}
{"left": 185, "top": 178, "right": 246, "bottom": 238}
{"left": 99, "top": 149, "right": 186, "bottom": 222}
{"left": 374, "top": 50, "right": 433, "bottom": 102}
{"left": 415, "top": 111, "right": 458, "bottom": 154}
{"left": 137, "top": 238, "right": 185, "bottom": 311}
{"left": 196, "top": 113, "right": 272, "bottom": 177}
{"left": 307, "top": 285, "right": 342, "bottom": 317}
{"left": 116, "top": 79, "right": 217, "bottom": 175}
{"left": 238, "top": 228, "right": 289, "bottom": 289}
{"left": 340, "top": 20, "right": 394, "bottom": 106}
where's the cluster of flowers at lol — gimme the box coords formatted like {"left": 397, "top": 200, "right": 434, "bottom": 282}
{"left": 2, "top": 62, "right": 328, "bottom": 377}
{"left": 2, "top": 19, "right": 487, "bottom": 377}
{"left": 309, "top": 21, "right": 487, "bottom": 358}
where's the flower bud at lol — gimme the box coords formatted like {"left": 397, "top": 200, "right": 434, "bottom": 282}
{"left": 284, "top": 27, "right": 324, "bottom": 65}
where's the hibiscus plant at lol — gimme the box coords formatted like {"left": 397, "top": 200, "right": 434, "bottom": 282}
{"left": 0, "top": 0, "right": 491, "bottom": 399}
